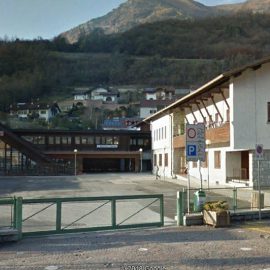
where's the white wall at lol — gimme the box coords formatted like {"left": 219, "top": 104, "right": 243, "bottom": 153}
{"left": 146, "top": 93, "right": 157, "bottom": 100}
{"left": 151, "top": 114, "right": 172, "bottom": 178}
{"left": 232, "top": 63, "right": 270, "bottom": 149}
{"left": 74, "top": 94, "right": 89, "bottom": 101}
{"left": 140, "top": 107, "right": 157, "bottom": 118}
{"left": 188, "top": 147, "right": 227, "bottom": 185}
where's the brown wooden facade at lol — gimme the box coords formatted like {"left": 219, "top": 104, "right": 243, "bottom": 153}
{"left": 0, "top": 125, "right": 151, "bottom": 175}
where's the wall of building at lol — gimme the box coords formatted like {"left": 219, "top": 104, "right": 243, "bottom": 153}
{"left": 188, "top": 147, "right": 227, "bottom": 185}
{"left": 140, "top": 107, "right": 157, "bottom": 119}
{"left": 146, "top": 93, "right": 157, "bottom": 100}
{"left": 74, "top": 94, "right": 89, "bottom": 101}
{"left": 232, "top": 63, "right": 270, "bottom": 150}
{"left": 151, "top": 114, "right": 172, "bottom": 178}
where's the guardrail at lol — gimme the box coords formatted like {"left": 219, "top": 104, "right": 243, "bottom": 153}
{"left": 0, "top": 195, "right": 164, "bottom": 238}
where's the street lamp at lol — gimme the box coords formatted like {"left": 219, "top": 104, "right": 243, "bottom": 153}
{"left": 74, "top": 149, "right": 78, "bottom": 176}
{"left": 206, "top": 139, "right": 211, "bottom": 189}
{"left": 139, "top": 148, "right": 143, "bottom": 172}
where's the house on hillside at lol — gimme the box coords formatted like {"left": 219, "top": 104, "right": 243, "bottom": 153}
{"left": 144, "top": 87, "right": 175, "bottom": 101}
{"left": 72, "top": 87, "right": 92, "bottom": 106}
{"left": 10, "top": 102, "right": 61, "bottom": 122}
{"left": 140, "top": 99, "right": 174, "bottom": 119}
{"left": 143, "top": 56, "right": 270, "bottom": 188}
{"left": 91, "top": 87, "right": 119, "bottom": 103}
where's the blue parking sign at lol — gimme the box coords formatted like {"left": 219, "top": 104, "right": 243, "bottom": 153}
{"left": 187, "top": 144, "right": 197, "bottom": 157}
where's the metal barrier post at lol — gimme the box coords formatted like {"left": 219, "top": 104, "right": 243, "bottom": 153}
{"left": 111, "top": 199, "right": 117, "bottom": 229}
{"left": 160, "top": 195, "right": 164, "bottom": 226}
{"left": 14, "top": 197, "right": 23, "bottom": 240}
{"left": 233, "top": 187, "right": 237, "bottom": 213}
{"left": 177, "top": 191, "right": 185, "bottom": 226}
{"left": 56, "top": 200, "right": 62, "bottom": 232}
{"left": 13, "top": 196, "right": 17, "bottom": 229}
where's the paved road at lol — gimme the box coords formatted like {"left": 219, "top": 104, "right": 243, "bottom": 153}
{"left": 1, "top": 223, "right": 270, "bottom": 270}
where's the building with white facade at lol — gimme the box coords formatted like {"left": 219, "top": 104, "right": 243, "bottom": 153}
{"left": 151, "top": 114, "right": 172, "bottom": 179}
{"left": 144, "top": 57, "right": 270, "bottom": 188}
{"left": 73, "top": 88, "right": 92, "bottom": 102}
{"left": 10, "top": 103, "right": 60, "bottom": 122}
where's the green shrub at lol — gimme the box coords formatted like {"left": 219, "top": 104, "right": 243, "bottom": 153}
{"left": 204, "top": 201, "right": 229, "bottom": 213}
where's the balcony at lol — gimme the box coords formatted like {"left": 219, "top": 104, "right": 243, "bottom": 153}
{"left": 173, "top": 122, "right": 230, "bottom": 148}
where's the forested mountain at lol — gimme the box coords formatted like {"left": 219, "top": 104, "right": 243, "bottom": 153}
{"left": 2, "top": 13, "right": 270, "bottom": 111}
{"left": 76, "top": 13, "right": 270, "bottom": 60}
{"left": 60, "top": 0, "right": 270, "bottom": 44}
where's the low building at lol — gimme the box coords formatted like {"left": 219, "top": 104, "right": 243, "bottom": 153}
{"left": 144, "top": 87, "right": 175, "bottom": 101}
{"left": 72, "top": 88, "right": 92, "bottom": 105}
{"left": 90, "top": 87, "right": 119, "bottom": 103}
{"left": 10, "top": 103, "right": 60, "bottom": 122}
{"left": 0, "top": 124, "right": 151, "bottom": 175}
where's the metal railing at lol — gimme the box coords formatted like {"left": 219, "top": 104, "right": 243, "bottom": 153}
{"left": 0, "top": 194, "right": 164, "bottom": 238}
{"left": 0, "top": 197, "right": 16, "bottom": 229}
{"left": 182, "top": 186, "right": 270, "bottom": 214}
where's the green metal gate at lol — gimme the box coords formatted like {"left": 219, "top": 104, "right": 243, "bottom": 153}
{"left": 1, "top": 195, "right": 164, "bottom": 238}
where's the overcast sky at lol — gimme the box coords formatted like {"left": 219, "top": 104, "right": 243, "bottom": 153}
{"left": 0, "top": 0, "right": 245, "bottom": 40}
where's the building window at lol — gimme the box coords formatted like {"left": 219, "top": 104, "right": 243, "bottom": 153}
{"left": 62, "top": 136, "right": 71, "bottom": 144}
{"left": 268, "top": 102, "right": 270, "bottom": 122}
{"left": 55, "top": 137, "right": 61, "bottom": 144}
{"left": 75, "top": 136, "right": 81, "bottom": 145}
{"left": 95, "top": 136, "right": 101, "bottom": 145}
{"left": 154, "top": 154, "right": 157, "bottom": 166}
{"left": 48, "top": 136, "right": 54, "bottom": 145}
{"left": 164, "top": 153, "right": 168, "bottom": 167}
{"left": 113, "top": 136, "right": 119, "bottom": 145}
{"left": 130, "top": 138, "right": 136, "bottom": 145}
{"left": 138, "top": 139, "right": 144, "bottom": 146}
{"left": 159, "top": 154, "right": 162, "bottom": 166}
{"left": 81, "top": 136, "right": 88, "bottom": 144}
{"left": 214, "top": 151, "right": 221, "bottom": 169}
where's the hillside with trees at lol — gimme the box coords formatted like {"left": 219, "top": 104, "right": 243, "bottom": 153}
{"left": 1, "top": 13, "right": 270, "bottom": 112}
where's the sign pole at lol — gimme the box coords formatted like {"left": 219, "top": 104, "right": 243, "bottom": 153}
{"left": 258, "top": 160, "right": 261, "bottom": 220}
{"left": 255, "top": 144, "right": 263, "bottom": 221}
{"left": 199, "top": 160, "right": 203, "bottom": 190}
{"left": 187, "top": 161, "right": 190, "bottom": 214}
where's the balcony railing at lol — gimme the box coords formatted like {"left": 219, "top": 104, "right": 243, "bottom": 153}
{"left": 173, "top": 122, "right": 230, "bottom": 148}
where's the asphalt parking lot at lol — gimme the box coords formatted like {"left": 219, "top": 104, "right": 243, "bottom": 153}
{"left": 0, "top": 173, "right": 180, "bottom": 220}
{"left": 0, "top": 173, "right": 270, "bottom": 270}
